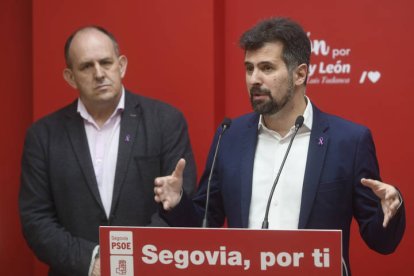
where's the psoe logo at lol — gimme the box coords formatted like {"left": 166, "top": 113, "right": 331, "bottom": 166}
{"left": 110, "top": 255, "right": 134, "bottom": 276}
{"left": 359, "top": 71, "right": 381, "bottom": 84}
{"left": 110, "top": 231, "right": 133, "bottom": 255}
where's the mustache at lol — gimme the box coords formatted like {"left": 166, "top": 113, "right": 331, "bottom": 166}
{"left": 249, "top": 86, "right": 271, "bottom": 96}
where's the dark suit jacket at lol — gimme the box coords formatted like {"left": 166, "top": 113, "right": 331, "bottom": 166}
{"left": 163, "top": 104, "right": 405, "bottom": 275}
{"left": 19, "top": 91, "right": 196, "bottom": 276}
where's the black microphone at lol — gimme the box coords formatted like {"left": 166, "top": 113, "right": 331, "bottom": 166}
{"left": 261, "top": 115, "right": 304, "bottom": 229}
{"left": 202, "top": 118, "right": 232, "bottom": 228}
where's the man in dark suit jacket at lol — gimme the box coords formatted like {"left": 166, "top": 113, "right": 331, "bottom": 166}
{"left": 154, "top": 18, "right": 405, "bottom": 275}
{"left": 19, "top": 26, "right": 196, "bottom": 276}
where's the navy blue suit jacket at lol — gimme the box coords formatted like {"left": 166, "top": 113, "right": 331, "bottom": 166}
{"left": 163, "top": 104, "right": 405, "bottom": 274}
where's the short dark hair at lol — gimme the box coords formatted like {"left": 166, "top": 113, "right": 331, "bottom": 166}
{"left": 64, "top": 26, "right": 120, "bottom": 68}
{"left": 239, "top": 17, "right": 311, "bottom": 73}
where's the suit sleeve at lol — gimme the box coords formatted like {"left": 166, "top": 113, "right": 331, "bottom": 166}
{"left": 353, "top": 128, "right": 405, "bottom": 254}
{"left": 159, "top": 107, "right": 196, "bottom": 197}
{"left": 161, "top": 125, "right": 226, "bottom": 228}
{"left": 19, "top": 126, "right": 96, "bottom": 275}
{"left": 151, "top": 105, "right": 197, "bottom": 226}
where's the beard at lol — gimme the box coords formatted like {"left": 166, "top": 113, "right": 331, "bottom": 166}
{"left": 249, "top": 77, "right": 295, "bottom": 115}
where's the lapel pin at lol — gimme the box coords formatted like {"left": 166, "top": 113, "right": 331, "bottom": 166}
{"left": 318, "top": 137, "right": 324, "bottom": 146}
{"left": 125, "top": 134, "right": 131, "bottom": 142}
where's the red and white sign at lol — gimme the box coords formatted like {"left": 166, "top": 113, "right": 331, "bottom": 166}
{"left": 100, "top": 227, "right": 342, "bottom": 276}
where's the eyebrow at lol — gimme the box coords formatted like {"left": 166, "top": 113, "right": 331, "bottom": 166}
{"left": 78, "top": 57, "right": 113, "bottom": 67}
{"left": 78, "top": 61, "right": 93, "bottom": 68}
{"left": 244, "top": 60, "right": 275, "bottom": 66}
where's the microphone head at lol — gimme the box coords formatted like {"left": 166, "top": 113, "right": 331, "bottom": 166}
{"left": 221, "top": 117, "right": 232, "bottom": 129}
{"left": 295, "top": 115, "right": 304, "bottom": 128}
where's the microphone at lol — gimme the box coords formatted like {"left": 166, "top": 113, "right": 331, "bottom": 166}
{"left": 202, "top": 118, "right": 232, "bottom": 228}
{"left": 261, "top": 115, "right": 304, "bottom": 229}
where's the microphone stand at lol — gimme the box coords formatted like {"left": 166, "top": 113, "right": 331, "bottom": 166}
{"left": 202, "top": 118, "right": 232, "bottom": 228}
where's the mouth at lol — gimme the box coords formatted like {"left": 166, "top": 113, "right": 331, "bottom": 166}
{"left": 250, "top": 87, "right": 270, "bottom": 101}
{"left": 95, "top": 84, "right": 111, "bottom": 90}
{"left": 252, "top": 94, "right": 269, "bottom": 101}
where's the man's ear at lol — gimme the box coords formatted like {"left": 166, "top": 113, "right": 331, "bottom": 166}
{"left": 63, "top": 68, "right": 77, "bottom": 89}
{"left": 118, "top": 55, "right": 128, "bottom": 78}
{"left": 294, "top": 63, "right": 308, "bottom": 86}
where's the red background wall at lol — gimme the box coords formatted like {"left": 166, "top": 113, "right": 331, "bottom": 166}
{"left": 1, "top": 0, "right": 412, "bottom": 275}
{"left": 0, "top": 0, "right": 34, "bottom": 275}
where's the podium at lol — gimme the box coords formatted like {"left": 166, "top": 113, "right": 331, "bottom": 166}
{"left": 99, "top": 226, "right": 342, "bottom": 276}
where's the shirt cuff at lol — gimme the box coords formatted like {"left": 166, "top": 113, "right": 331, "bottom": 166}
{"left": 396, "top": 190, "right": 403, "bottom": 210}
{"left": 88, "top": 245, "right": 100, "bottom": 276}
{"left": 179, "top": 188, "right": 183, "bottom": 202}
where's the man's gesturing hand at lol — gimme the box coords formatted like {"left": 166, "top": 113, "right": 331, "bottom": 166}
{"left": 361, "top": 178, "right": 402, "bottom": 228}
{"left": 154, "top": 158, "right": 186, "bottom": 211}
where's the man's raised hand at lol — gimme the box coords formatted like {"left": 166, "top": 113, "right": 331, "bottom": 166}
{"left": 154, "top": 158, "right": 186, "bottom": 211}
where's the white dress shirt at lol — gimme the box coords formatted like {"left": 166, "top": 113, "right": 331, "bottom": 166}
{"left": 77, "top": 90, "right": 125, "bottom": 218}
{"left": 248, "top": 98, "right": 313, "bottom": 229}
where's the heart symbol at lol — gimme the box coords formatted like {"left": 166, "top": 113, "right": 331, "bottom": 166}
{"left": 367, "top": 71, "right": 381, "bottom": 83}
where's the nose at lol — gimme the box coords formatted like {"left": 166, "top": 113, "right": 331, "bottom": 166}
{"left": 94, "top": 63, "right": 105, "bottom": 80}
{"left": 247, "top": 68, "right": 262, "bottom": 86}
